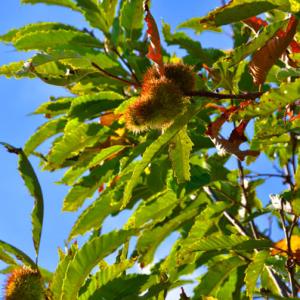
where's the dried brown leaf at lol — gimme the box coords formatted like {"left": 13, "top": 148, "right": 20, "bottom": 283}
{"left": 249, "top": 16, "right": 299, "bottom": 85}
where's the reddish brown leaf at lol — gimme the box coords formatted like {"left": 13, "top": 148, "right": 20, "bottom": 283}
{"left": 205, "top": 103, "right": 231, "bottom": 113}
{"left": 98, "top": 184, "right": 105, "bottom": 193}
{"left": 249, "top": 16, "right": 299, "bottom": 85}
{"left": 271, "top": 235, "right": 300, "bottom": 264}
{"left": 290, "top": 113, "right": 300, "bottom": 122}
{"left": 99, "top": 112, "right": 122, "bottom": 127}
{"left": 290, "top": 40, "right": 300, "bottom": 53}
{"left": 206, "top": 113, "right": 259, "bottom": 161}
{"left": 244, "top": 16, "right": 300, "bottom": 57}
{"left": 228, "top": 120, "right": 249, "bottom": 144}
{"left": 239, "top": 100, "right": 253, "bottom": 109}
{"left": 144, "top": 3, "right": 164, "bottom": 76}
{"left": 206, "top": 113, "right": 227, "bottom": 138}
{"left": 243, "top": 16, "right": 268, "bottom": 32}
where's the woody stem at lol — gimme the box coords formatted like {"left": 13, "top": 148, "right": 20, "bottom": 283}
{"left": 185, "top": 90, "right": 263, "bottom": 100}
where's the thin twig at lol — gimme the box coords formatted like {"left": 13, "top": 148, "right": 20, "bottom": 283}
{"left": 279, "top": 209, "right": 298, "bottom": 297}
{"left": 211, "top": 187, "right": 249, "bottom": 211}
{"left": 290, "top": 133, "right": 297, "bottom": 174}
{"left": 143, "top": 0, "right": 150, "bottom": 11}
{"left": 185, "top": 90, "right": 263, "bottom": 100}
{"left": 91, "top": 62, "right": 140, "bottom": 87}
{"left": 112, "top": 47, "right": 141, "bottom": 85}
{"left": 284, "top": 163, "right": 295, "bottom": 190}
{"left": 245, "top": 172, "right": 286, "bottom": 179}
{"left": 288, "top": 216, "right": 299, "bottom": 297}
{"left": 267, "top": 215, "right": 273, "bottom": 238}
{"left": 223, "top": 211, "right": 248, "bottom": 236}
{"left": 273, "top": 163, "right": 285, "bottom": 175}
{"left": 180, "top": 287, "right": 190, "bottom": 300}
{"left": 228, "top": 99, "right": 259, "bottom": 241}
{"left": 234, "top": 127, "right": 259, "bottom": 239}
{"left": 205, "top": 186, "right": 290, "bottom": 296}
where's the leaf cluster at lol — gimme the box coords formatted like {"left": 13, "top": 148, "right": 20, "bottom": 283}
{"left": 0, "top": 0, "right": 300, "bottom": 299}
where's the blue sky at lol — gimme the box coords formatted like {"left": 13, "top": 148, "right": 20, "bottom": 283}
{"left": 0, "top": 1, "right": 285, "bottom": 298}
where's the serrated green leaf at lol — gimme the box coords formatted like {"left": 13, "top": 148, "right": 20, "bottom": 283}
{"left": 163, "top": 22, "right": 204, "bottom": 56}
{"left": 46, "top": 119, "right": 110, "bottom": 168}
{"left": 35, "top": 69, "right": 89, "bottom": 86}
{"left": 68, "top": 191, "right": 121, "bottom": 240}
{"left": 60, "top": 152, "right": 95, "bottom": 186}
{"left": 0, "top": 265, "right": 20, "bottom": 275}
{"left": 0, "top": 22, "right": 78, "bottom": 43}
{"left": 61, "top": 230, "right": 134, "bottom": 300}
{"left": 0, "top": 248, "right": 18, "bottom": 265}
{"left": 0, "top": 28, "right": 18, "bottom": 43}
{"left": 120, "top": 0, "right": 144, "bottom": 40}
{"left": 219, "top": 19, "right": 287, "bottom": 68}
{"left": 63, "top": 158, "right": 118, "bottom": 212}
{"left": 217, "top": 268, "right": 240, "bottom": 300}
{"left": 276, "top": 68, "right": 300, "bottom": 81}
{"left": 14, "top": 29, "right": 103, "bottom": 51}
{"left": 0, "top": 61, "right": 35, "bottom": 79}
{"left": 50, "top": 245, "right": 78, "bottom": 300}
{"left": 181, "top": 201, "right": 230, "bottom": 248}
{"left": 125, "top": 190, "right": 178, "bottom": 229}
{"left": 68, "top": 91, "right": 124, "bottom": 120}
{"left": 24, "top": 118, "right": 67, "bottom": 156}
{"left": 30, "top": 50, "right": 124, "bottom": 76}
{"left": 122, "top": 103, "right": 204, "bottom": 208}
{"left": 169, "top": 126, "right": 193, "bottom": 183}
{"left": 1, "top": 143, "right": 44, "bottom": 259}
{"left": 187, "top": 0, "right": 289, "bottom": 28}
{"left": 186, "top": 234, "right": 272, "bottom": 252}
{"left": 87, "top": 145, "right": 126, "bottom": 169}
{"left": 78, "top": 260, "right": 134, "bottom": 300}
{"left": 177, "top": 18, "right": 221, "bottom": 34}
{"left": 0, "top": 240, "right": 36, "bottom": 267}
{"left": 85, "top": 274, "right": 149, "bottom": 300}
{"left": 194, "top": 256, "right": 246, "bottom": 297}
{"left": 33, "top": 97, "right": 72, "bottom": 116}
{"left": 261, "top": 266, "right": 284, "bottom": 296}
{"left": 74, "top": 0, "right": 115, "bottom": 33}
{"left": 101, "top": 0, "right": 119, "bottom": 29}
{"left": 17, "top": 150, "right": 44, "bottom": 258}
{"left": 137, "top": 204, "right": 200, "bottom": 266}
{"left": 233, "top": 79, "right": 300, "bottom": 119}
{"left": 21, "top": 0, "right": 80, "bottom": 11}
{"left": 245, "top": 250, "right": 269, "bottom": 299}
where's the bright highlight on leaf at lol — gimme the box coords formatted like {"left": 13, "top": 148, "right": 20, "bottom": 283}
{"left": 271, "top": 235, "right": 300, "bottom": 263}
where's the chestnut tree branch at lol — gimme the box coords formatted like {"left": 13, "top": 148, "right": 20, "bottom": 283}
{"left": 237, "top": 159, "right": 260, "bottom": 239}
{"left": 111, "top": 47, "right": 141, "bottom": 86}
{"left": 185, "top": 90, "right": 263, "bottom": 100}
{"left": 91, "top": 62, "right": 140, "bottom": 87}
{"left": 279, "top": 209, "right": 298, "bottom": 297}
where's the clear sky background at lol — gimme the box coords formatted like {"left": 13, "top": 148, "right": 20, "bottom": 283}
{"left": 0, "top": 1, "right": 285, "bottom": 298}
